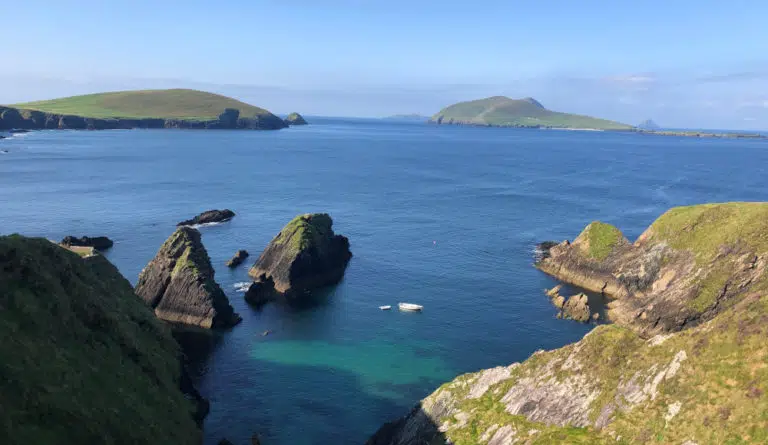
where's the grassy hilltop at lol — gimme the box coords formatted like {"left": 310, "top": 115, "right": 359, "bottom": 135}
{"left": 13, "top": 88, "right": 273, "bottom": 120}
{"left": 430, "top": 96, "right": 632, "bottom": 130}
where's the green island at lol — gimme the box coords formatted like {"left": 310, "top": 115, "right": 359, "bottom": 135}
{"left": 0, "top": 89, "right": 288, "bottom": 130}
{"left": 430, "top": 96, "right": 633, "bottom": 130}
{"left": 369, "top": 202, "right": 768, "bottom": 445}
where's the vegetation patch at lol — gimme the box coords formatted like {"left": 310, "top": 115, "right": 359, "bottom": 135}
{"left": 581, "top": 221, "right": 625, "bottom": 260}
{"left": 13, "top": 89, "right": 271, "bottom": 120}
{"left": 275, "top": 213, "right": 334, "bottom": 253}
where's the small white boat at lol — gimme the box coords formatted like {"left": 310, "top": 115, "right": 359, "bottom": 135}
{"left": 398, "top": 302, "right": 423, "bottom": 312}
{"left": 379, "top": 305, "right": 392, "bottom": 310}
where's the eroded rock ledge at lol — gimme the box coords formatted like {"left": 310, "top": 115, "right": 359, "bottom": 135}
{"left": 245, "top": 213, "right": 351, "bottom": 305}
{"left": 136, "top": 227, "right": 241, "bottom": 328}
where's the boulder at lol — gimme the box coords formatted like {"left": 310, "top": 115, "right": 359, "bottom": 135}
{"left": 284, "top": 112, "right": 308, "bottom": 126}
{"left": 562, "top": 293, "right": 591, "bottom": 322}
{"left": 135, "top": 227, "right": 241, "bottom": 328}
{"left": 226, "top": 249, "right": 249, "bottom": 268}
{"left": 246, "top": 213, "right": 351, "bottom": 304}
{"left": 177, "top": 209, "right": 236, "bottom": 226}
{"left": 545, "top": 284, "right": 562, "bottom": 297}
{"left": 552, "top": 295, "right": 566, "bottom": 309}
{"left": 60, "top": 235, "right": 114, "bottom": 251}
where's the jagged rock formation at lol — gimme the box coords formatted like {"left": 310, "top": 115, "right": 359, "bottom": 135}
{"left": 545, "top": 285, "right": 594, "bottom": 322}
{"left": 536, "top": 203, "right": 768, "bottom": 336}
{"left": 135, "top": 227, "right": 241, "bottom": 328}
{"left": 177, "top": 209, "right": 236, "bottom": 226}
{"left": 245, "top": 213, "right": 351, "bottom": 305}
{"left": 284, "top": 112, "right": 308, "bottom": 125}
{"left": 0, "top": 235, "right": 202, "bottom": 444}
{"left": 60, "top": 235, "right": 114, "bottom": 251}
{"left": 226, "top": 249, "right": 249, "bottom": 268}
{"left": 368, "top": 202, "right": 768, "bottom": 445}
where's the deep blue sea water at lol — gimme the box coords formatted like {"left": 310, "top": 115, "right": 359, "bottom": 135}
{"left": 2, "top": 120, "right": 767, "bottom": 444}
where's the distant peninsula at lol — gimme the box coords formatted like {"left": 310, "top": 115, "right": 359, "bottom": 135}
{"left": 383, "top": 114, "right": 430, "bottom": 122}
{"left": 430, "top": 96, "right": 632, "bottom": 130}
{"left": 0, "top": 89, "right": 288, "bottom": 130}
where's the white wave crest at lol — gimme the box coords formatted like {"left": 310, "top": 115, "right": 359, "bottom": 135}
{"left": 233, "top": 282, "right": 252, "bottom": 292}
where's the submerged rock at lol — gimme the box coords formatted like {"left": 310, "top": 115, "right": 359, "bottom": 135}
{"left": 226, "top": 249, "right": 249, "bottom": 268}
{"left": 284, "top": 112, "right": 308, "bottom": 126}
{"left": 135, "top": 227, "right": 241, "bottom": 328}
{"left": 177, "top": 209, "right": 235, "bottom": 227}
{"left": 60, "top": 235, "right": 114, "bottom": 251}
{"left": 246, "top": 213, "right": 351, "bottom": 305}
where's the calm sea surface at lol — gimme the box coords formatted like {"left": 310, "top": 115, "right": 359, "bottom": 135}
{"left": 2, "top": 119, "right": 767, "bottom": 444}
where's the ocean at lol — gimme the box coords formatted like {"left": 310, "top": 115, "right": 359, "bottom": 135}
{"left": 1, "top": 119, "right": 766, "bottom": 444}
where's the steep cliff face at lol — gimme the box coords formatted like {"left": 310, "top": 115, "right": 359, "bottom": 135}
{"left": 0, "top": 235, "right": 202, "bottom": 445}
{"left": 537, "top": 203, "right": 768, "bottom": 336}
{"left": 246, "top": 213, "right": 352, "bottom": 305}
{"left": 369, "top": 202, "right": 768, "bottom": 444}
{"left": 135, "top": 227, "right": 241, "bottom": 328}
{"left": 0, "top": 105, "right": 287, "bottom": 131}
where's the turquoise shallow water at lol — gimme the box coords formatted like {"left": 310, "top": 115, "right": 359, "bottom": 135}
{"left": 1, "top": 120, "right": 767, "bottom": 444}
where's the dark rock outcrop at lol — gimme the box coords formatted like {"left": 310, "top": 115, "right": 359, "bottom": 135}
{"left": 0, "top": 235, "right": 203, "bottom": 444}
{"left": 284, "top": 112, "right": 308, "bottom": 126}
{"left": 135, "top": 227, "right": 241, "bottom": 328}
{"left": 60, "top": 235, "right": 114, "bottom": 251}
{"left": 226, "top": 249, "right": 249, "bottom": 268}
{"left": 0, "top": 105, "right": 288, "bottom": 131}
{"left": 177, "top": 209, "right": 236, "bottom": 226}
{"left": 246, "top": 213, "right": 352, "bottom": 305}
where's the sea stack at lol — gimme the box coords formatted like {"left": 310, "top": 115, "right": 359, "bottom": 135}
{"left": 246, "top": 213, "right": 351, "bottom": 305}
{"left": 284, "top": 112, "right": 308, "bottom": 126}
{"left": 177, "top": 209, "right": 235, "bottom": 227}
{"left": 136, "top": 227, "right": 241, "bottom": 328}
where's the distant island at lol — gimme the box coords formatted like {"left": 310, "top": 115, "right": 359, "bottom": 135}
{"left": 0, "top": 89, "right": 288, "bottom": 130}
{"left": 430, "top": 96, "right": 633, "bottom": 130}
{"left": 637, "top": 118, "right": 661, "bottom": 130}
{"left": 383, "top": 114, "right": 430, "bottom": 122}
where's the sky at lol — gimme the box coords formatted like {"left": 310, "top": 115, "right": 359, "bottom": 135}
{"left": 3, "top": 0, "right": 768, "bottom": 129}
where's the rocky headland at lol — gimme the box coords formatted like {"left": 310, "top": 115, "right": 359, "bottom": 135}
{"left": 245, "top": 213, "right": 352, "bottom": 305}
{"left": 284, "top": 112, "right": 308, "bottom": 125}
{"left": 60, "top": 235, "right": 114, "bottom": 251}
{"left": 135, "top": 227, "right": 241, "bottom": 328}
{"left": 0, "top": 235, "right": 204, "bottom": 444}
{"left": 178, "top": 209, "right": 236, "bottom": 226}
{"left": 368, "top": 202, "right": 768, "bottom": 445}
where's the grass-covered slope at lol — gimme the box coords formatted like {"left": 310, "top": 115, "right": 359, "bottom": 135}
{"left": 0, "top": 235, "right": 200, "bottom": 444}
{"left": 430, "top": 96, "right": 632, "bottom": 130}
{"left": 13, "top": 88, "right": 273, "bottom": 120}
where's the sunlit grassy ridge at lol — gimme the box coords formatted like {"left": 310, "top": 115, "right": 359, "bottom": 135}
{"left": 430, "top": 96, "right": 632, "bottom": 130}
{"left": 13, "top": 88, "right": 272, "bottom": 120}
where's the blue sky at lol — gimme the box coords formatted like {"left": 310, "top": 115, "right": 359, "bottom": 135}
{"left": 4, "top": 0, "right": 768, "bottom": 129}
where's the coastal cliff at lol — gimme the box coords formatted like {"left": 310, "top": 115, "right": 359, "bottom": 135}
{"left": 368, "top": 202, "right": 768, "bottom": 444}
{"left": 0, "top": 235, "right": 202, "bottom": 444}
{"left": 246, "top": 213, "right": 352, "bottom": 305}
{"left": 136, "top": 227, "right": 241, "bottom": 328}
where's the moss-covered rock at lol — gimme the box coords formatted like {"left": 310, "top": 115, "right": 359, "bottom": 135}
{"left": 0, "top": 235, "right": 202, "bottom": 444}
{"left": 246, "top": 213, "right": 351, "bottom": 305}
{"left": 136, "top": 227, "right": 241, "bottom": 328}
{"left": 284, "top": 112, "right": 308, "bottom": 126}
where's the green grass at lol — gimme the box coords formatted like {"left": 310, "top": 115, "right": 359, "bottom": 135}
{"left": 0, "top": 235, "right": 200, "bottom": 444}
{"left": 431, "top": 96, "right": 632, "bottom": 130}
{"left": 646, "top": 202, "right": 768, "bottom": 263}
{"left": 275, "top": 213, "right": 334, "bottom": 253}
{"left": 580, "top": 221, "right": 625, "bottom": 260}
{"left": 13, "top": 88, "right": 272, "bottom": 120}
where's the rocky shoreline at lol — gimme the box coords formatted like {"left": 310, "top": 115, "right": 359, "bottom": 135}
{"left": 0, "top": 106, "right": 288, "bottom": 131}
